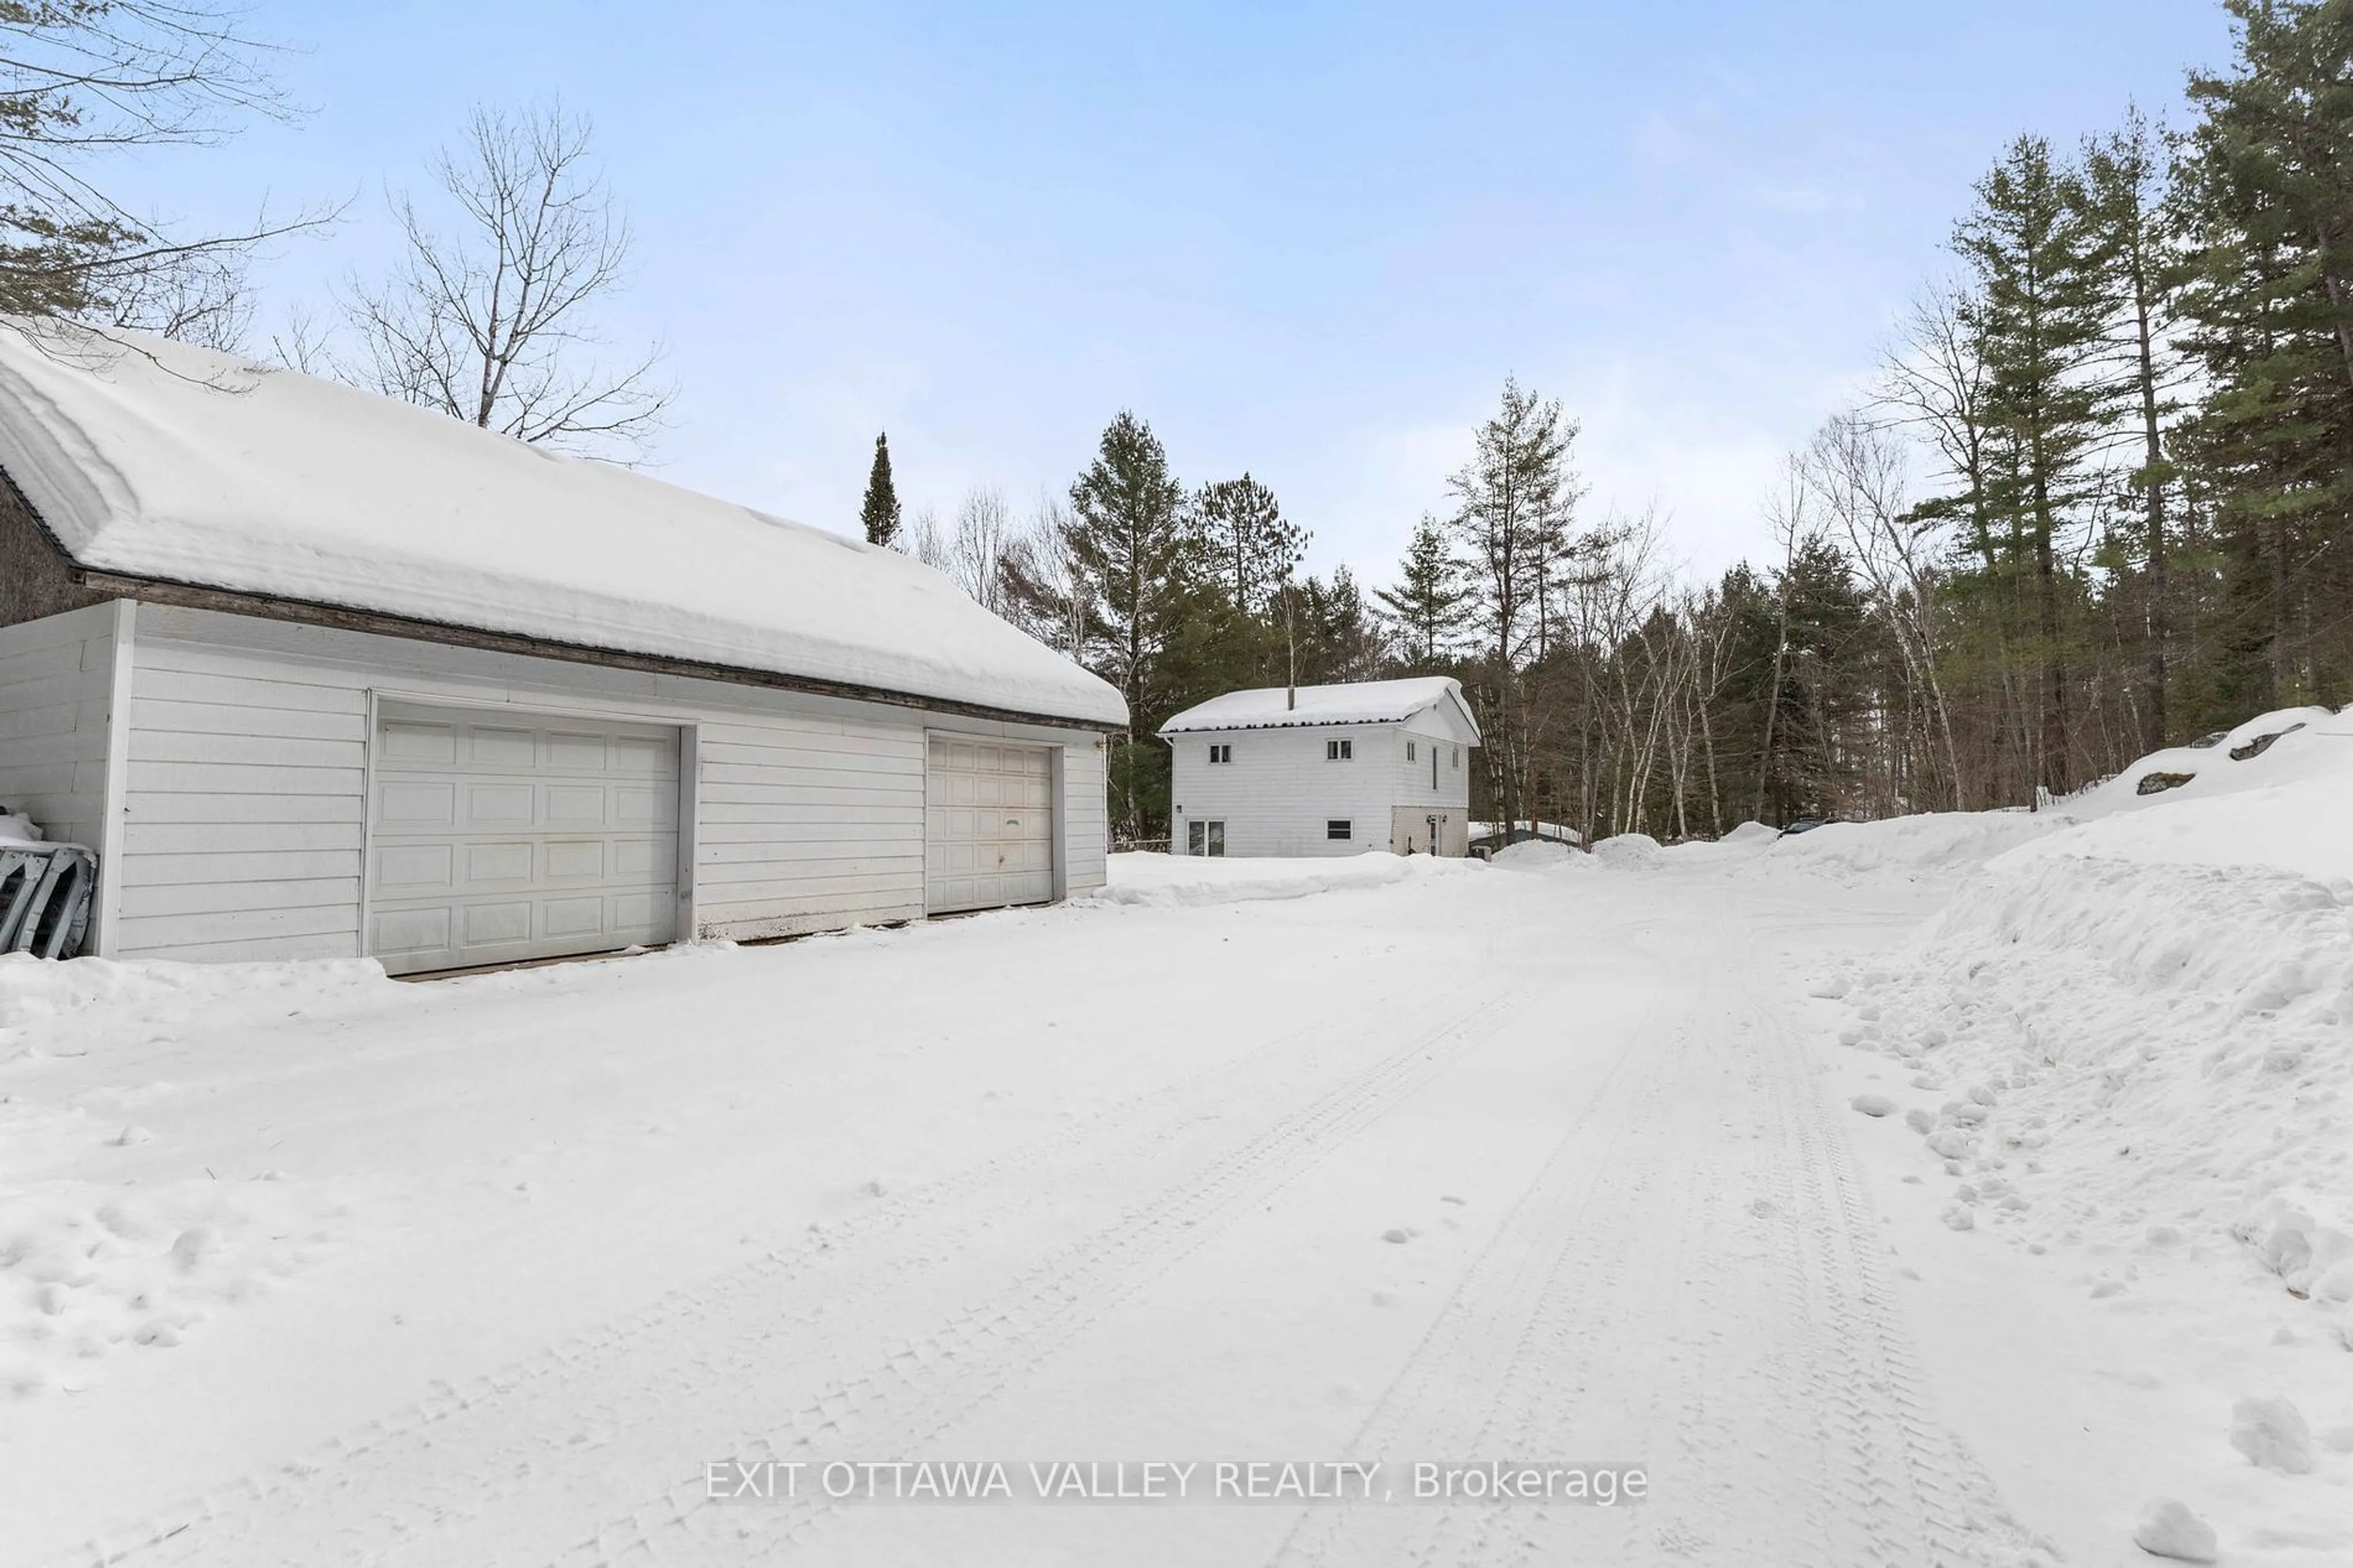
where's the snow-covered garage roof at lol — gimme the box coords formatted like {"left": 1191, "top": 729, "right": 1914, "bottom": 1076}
{"left": 1158, "top": 676, "right": 1479, "bottom": 738}
{"left": 0, "top": 325, "right": 1126, "bottom": 729}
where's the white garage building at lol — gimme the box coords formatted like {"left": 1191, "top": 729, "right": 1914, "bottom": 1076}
{"left": 1159, "top": 677, "right": 1480, "bottom": 857}
{"left": 0, "top": 328, "right": 1123, "bottom": 974}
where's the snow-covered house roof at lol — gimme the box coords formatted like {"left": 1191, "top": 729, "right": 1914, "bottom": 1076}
{"left": 1158, "top": 676, "right": 1480, "bottom": 739}
{"left": 0, "top": 325, "right": 1125, "bottom": 729}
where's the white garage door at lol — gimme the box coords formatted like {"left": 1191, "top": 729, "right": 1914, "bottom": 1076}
{"left": 925, "top": 737, "right": 1054, "bottom": 915}
{"left": 368, "top": 702, "right": 680, "bottom": 975}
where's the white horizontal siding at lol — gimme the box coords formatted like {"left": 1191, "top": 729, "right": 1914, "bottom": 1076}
{"left": 1169, "top": 718, "right": 1469, "bottom": 858}
{"left": 689, "top": 711, "right": 925, "bottom": 939}
{"left": 1390, "top": 714, "right": 1476, "bottom": 819}
{"left": 1061, "top": 740, "right": 1107, "bottom": 894}
{"left": 109, "top": 606, "right": 1105, "bottom": 963}
{"left": 0, "top": 602, "right": 122, "bottom": 852}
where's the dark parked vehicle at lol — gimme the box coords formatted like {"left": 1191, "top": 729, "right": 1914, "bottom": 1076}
{"left": 1776, "top": 817, "right": 1827, "bottom": 838}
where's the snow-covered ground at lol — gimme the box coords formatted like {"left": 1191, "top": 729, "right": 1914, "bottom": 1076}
{"left": 2, "top": 710, "right": 2349, "bottom": 1566}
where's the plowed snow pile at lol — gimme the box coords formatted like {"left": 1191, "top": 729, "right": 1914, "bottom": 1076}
{"left": 1087, "top": 850, "right": 1479, "bottom": 907}
{"left": 1823, "top": 708, "right": 2353, "bottom": 1362}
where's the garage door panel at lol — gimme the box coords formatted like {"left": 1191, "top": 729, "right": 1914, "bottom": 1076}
{"left": 376, "top": 843, "right": 452, "bottom": 892}
{"left": 546, "top": 732, "right": 607, "bottom": 770}
{"left": 371, "top": 906, "right": 449, "bottom": 956}
{"left": 380, "top": 780, "right": 455, "bottom": 825}
{"left": 542, "top": 895, "right": 605, "bottom": 937}
{"left": 925, "top": 735, "right": 1055, "bottom": 915}
{"left": 464, "top": 841, "right": 534, "bottom": 885}
{"left": 371, "top": 702, "right": 680, "bottom": 975}
{"left": 463, "top": 901, "right": 532, "bottom": 945}
{"left": 545, "top": 839, "right": 605, "bottom": 879}
{"left": 615, "top": 785, "right": 668, "bottom": 824}
{"left": 465, "top": 782, "right": 535, "bottom": 827}
{"left": 468, "top": 727, "right": 536, "bottom": 767}
{"left": 613, "top": 736, "right": 670, "bottom": 773}
{"left": 382, "top": 721, "right": 457, "bottom": 766}
{"left": 547, "top": 784, "right": 607, "bottom": 825}
{"left": 612, "top": 890, "right": 667, "bottom": 929}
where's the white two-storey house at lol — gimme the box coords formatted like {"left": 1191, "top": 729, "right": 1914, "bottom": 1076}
{"left": 1158, "top": 677, "right": 1481, "bottom": 857}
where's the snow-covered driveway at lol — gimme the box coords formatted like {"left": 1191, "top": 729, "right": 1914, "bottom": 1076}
{"left": 4, "top": 820, "right": 2344, "bottom": 1566}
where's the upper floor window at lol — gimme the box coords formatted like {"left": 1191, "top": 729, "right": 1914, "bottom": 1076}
{"left": 1327, "top": 738, "right": 1353, "bottom": 761}
{"left": 1406, "top": 740, "right": 1417, "bottom": 762}
{"left": 1208, "top": 743, "right": 1232, "bottom": 764}
{"left": 1452, "top": 747, "right": 1461, "bottom": 768}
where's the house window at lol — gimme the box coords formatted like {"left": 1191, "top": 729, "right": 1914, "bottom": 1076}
{"left": 1186, "top": 819, "right": 1227, "bottom": 857}
{"left": 1327, "top": 738, "right": 1352, "bottom": 760}
{"left": 1452, "top": 747, "right": 1461, "bottom": 768}
{"left": 1407, "top": 740, "right": 1417, "bottom": 762}
{"left": 1208, "top": 743, "right": 1232, "bottom": 764}
{"left": 1327, "top": 819, "right": 1351, "bottom": 840}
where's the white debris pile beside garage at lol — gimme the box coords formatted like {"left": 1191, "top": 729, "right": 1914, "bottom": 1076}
{"left": 1821, "top": 706, "right": 2353, "bottom": 1325}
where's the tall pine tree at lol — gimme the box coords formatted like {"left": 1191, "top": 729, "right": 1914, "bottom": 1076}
{"left": 1194, "top": 473, "right": 1306, "bottom": 616}
{"left": 860, "top": 433, "right": 902, "bottom": 548}
{"left": 1066, "top": 412, "right": 1192, "bottom": 837}
{"left": 2177, "top": 0, "right": 2353, "bottom": 715}
{"left": 1376, "top": 513, "right": 1470, "bottom": 666}
{"left": 1954, "top": 134, "right": 2109, "bottom": 795}
{"left": 1447, "top": 377, "right": 1579, "bottom": 841}
{"left": 2082, "top": 106, "right": 2191, "bottom": 749}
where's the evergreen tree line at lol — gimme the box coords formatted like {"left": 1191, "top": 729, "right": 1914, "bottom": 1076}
{"left": 1707, "top": 0, "right": 2353, "bottom": 831}
{"left": 876, "top": 0, "right": 2353, "bottom": 846}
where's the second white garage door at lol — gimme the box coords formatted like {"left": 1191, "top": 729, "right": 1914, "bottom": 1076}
{"left": 925, "top": 737, "right": 1054, "bottom": 914}
{"left": 368, "top": 702, "right": 680, "bottom": 974}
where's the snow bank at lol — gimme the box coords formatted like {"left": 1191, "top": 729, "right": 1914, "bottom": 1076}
{"left": 1760, "top": 811, "right": 2060, "bottom": 881}
{"left": 0, "top": 1169, "right": 341, "bottom": 1398}
{"left": 0, "top": 956, "right": 382, "bottom": 1398}
{"left": 1821, "top": 705, "right": 2353, "bottom": 1342}
{"left": 0, "top": 952, "right": 387, "bottom": 1033}
{"left": 1086, "top": 852, "right": 1479, "bottom": 907}
{"left": 2015, "top": 706, "right": 2353, "bottom": 882}
{"left": 1590, "top": 832, "right": 1666, "bottom": 868}
{"left": 0, "top": 325, "right": 1123, "bottom": 727}
{"left": 1489, "top": 840, "right": 1587, "bottom": 871}
{"left": 0, "top": 811, "right": 44, "bottom": 844}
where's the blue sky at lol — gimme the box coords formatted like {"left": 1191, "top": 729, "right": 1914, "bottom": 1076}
{"left": 119, "top": 1, "right": 2237, "bottom": 586}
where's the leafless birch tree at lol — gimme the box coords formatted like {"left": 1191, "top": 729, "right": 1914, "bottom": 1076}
{"left": 1803, "top": 414, "right": 1966, "bottom": 809}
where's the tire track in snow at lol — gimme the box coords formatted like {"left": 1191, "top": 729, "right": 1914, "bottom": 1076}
{"left": 1268, "top": 912, "right": 2045, "bottom": 1568}
{"left": 566, "top": 971, "right": 1565, "bottom": 1564}
{"left": 1265, "top": 971, "right": 1685, "bottom": 1568}
{"left": 60, "top": 956, "right": 1556, "bottom": 1567}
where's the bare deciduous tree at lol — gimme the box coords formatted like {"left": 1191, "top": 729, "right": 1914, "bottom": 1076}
{"left": 1803, "top": 413, "right": 1967, "bottom": 811}
{"left": 1001, "top": 490, "right": 1092, "bottom": 661}
{"left": 942, "top": 487, "right": 1015, "bottom": 614}
{"left": 1, "top": 1, "right": 324, "bottom": 335}
{"left": 344, "top": 100, "right": 671, "bottom": 458}
{"left": 97, "top": 243, "right": 254, "bottom": 349}
{"left": 906, "top": 505, "right": 950, "bottom": 572}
